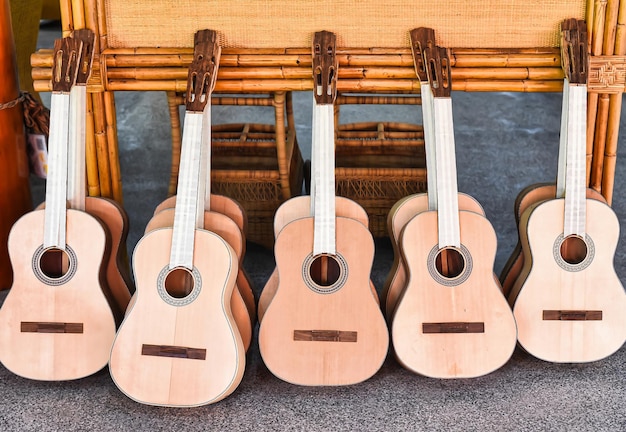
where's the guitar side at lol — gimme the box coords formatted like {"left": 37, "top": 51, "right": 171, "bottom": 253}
{"left": 259, "top": 216, "right": 388, "bottom": 386}
{"left": 512, "top": 198, "right": 626, "bottom": 362}
{"left": 109, "top": 227, "right": 244, "bottom": 407}
{"left": 392, "top": 210, "right": 517, "bottom": 378}
{"left": 0, "top": 209, "right": 116, "bottom": 381}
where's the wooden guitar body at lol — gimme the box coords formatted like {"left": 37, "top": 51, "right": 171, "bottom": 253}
{"left": 0, "top": 209, "right": 116, "bottom": 380}
{"left": 153, "top": 194, "right": 254, "bottom": 318}
{"left": 383, "top": 192, "right": 484, "bottom": 320}
{"left": 259, "top": 216, "right": 388, "bottom": 386}
{"left": 392, "top": 210, "right": 517, "bottom": 378}
{"left": 37, "top": 196, "right": 133, "bottom": 319}
{"left": 510, "top": 198, "right": 626, "bottom": 362}
{"left": 258, "top": 195, "right": 376, "bottom": 321}
{"left": 500, "top": 183, "right": 606, "bottom": 297}
{"left": 110, "top": 227, "right": 244, "bottom": 406}
{"left": 143, "top": 209, "right": 252, "bottom": 351}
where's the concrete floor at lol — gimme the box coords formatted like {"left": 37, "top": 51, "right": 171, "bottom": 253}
{"left": 1, "top": 21, "right": 626, "bottom": 431}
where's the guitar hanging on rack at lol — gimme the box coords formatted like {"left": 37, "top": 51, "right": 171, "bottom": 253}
{"left": 110, "top": 30, "right": 245, "bottom": 406}
{"left": 391, "top": 42, "right": 517, "bottom": 378}
{"left": 0, "top": 35, "right": 117, "bottom": 381}
{"left": 382, "top": 27, "right": 485, "bottom": 321}
{"left": 508, "top": 19, "right": 626, "bottom": 363}
{"left": 259, "top": 31, "right": 388, "bottom": 386}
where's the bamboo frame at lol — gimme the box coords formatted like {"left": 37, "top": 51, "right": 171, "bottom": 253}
{"left": 36, "top": 0, "right": 625, "bottom": 210}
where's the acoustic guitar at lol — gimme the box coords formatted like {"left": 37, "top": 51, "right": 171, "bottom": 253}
{"left": 144, "top": 127, "right": 253, "bottom": 350}
{"left": 391, "top": 43, "right": 517, "bottom": 378}
{"left": 36, "top": 30, "right": 133, "bottom": 320}
{"left": 0, "top": 35, "right": 116, "bottom": 381}
{"left": 509, "top": 19, "right": 626, "bottom": 363}
{"left": 382, "top": 28, "right": 485, "bottom": 321}
{"left": 259, "top": 31, "right": 388, "bottom": 386}
{"left": 110, "top": 30, "right": 244, "bottom": 406}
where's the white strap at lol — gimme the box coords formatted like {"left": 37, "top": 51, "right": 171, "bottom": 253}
{"left": 43, "top": 92, "right": 70, "bottom": 249}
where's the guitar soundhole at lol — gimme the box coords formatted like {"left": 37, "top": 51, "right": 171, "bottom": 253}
{"left": 434, "top": 248, "right": 465, "bottom": 279}
{"left": 560, "top": 235, "right": 587, "bottom": 265}
{"left": 39, "top": 248, "right": 71, "bottom": 279}
{"left": 164, "top": 268, "right": 195, "bottom": 299}
{"left": 309, "top": 255, "right": 341, "bottom": 287}
{"left": 302, "top": 253, "right": 348, "bottom": 294}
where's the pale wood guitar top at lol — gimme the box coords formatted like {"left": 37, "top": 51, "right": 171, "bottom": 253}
{"left": 259, "top": 216, "right": 388, "bottom": 386}
{"left": 142, "top": 209, "right": 252, "bottom": 351}
{"left": 110, "top": 227, "right": 244, "bottom": 406}
{"left": 383, "top": 192, "right": 484, "bottom": 320}
{"left": 509, "top": 198, "right": 626, "bottom": 362}
{"left": 153, "top": 194, "right": 254, "bottom": 318}
{"left": 392, "top": 210, "right": 517, "bottom": 378}
{"left": 258, "top": 195, "right": 377, "bottom": 322}
{"left": 37, "top": 197, "right": 133, "bottom": 320}
{"left": 0, "top": 210, "right": 117, "bottom": 380}
{"left": 500, "top": 184, "right": 605, "bottom": 297}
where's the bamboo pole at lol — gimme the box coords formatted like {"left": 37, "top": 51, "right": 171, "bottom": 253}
{"left": 104, "top": 91, "right": 123, "bottom": 202}
{"left": 85, "top": 93, "right": 101, "bottom": 196}
{"left": 91, "top": 92, "right": 112, "bottom": 198}
{"left": 272, "top": 91, "right": 291, "bottom": 199}
{"left": 602, "top": 0, "right": 626, "bottom": 203}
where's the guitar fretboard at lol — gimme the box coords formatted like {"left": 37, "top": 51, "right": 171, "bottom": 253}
{"left": 433, "top": 97, "right": 460, "bottom": 249}
{"left": 312, "top": 102, "right": 336, "bottom": 256}
{"left": 67, "top": 84, "right": 87, "bottom": 212}
{"left": 43, "top": 92, "right": 71, "bottom": 250}
{"left": 421, "top": 82, "right": 437, "bottom": 211}
{"left": 563, "top": 83, "right": 587, "bottom": 237}
{"left": 169, "top": 112, "right": 205, "bottom": 270}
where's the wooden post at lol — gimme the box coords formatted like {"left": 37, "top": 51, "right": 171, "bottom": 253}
{"left": 0, "top": 0, "right": 33, "bottom": 289}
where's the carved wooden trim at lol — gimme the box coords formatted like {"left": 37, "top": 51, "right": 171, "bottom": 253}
{"left": 141, "top": 344, "right": 207, "bottom": 360}
{"left": 542, "top": 310, "right": 603, "bottom": 321}
{"left": 422, "top": 322, "right": 485, "bottom": 334}
{"left": 20, "top": 322, "right": 84, "bottom": 333}
{"left": 588, "top": 56, "right": 626, "bottom": 93}
{"left": 293, "top": 330, "right": 357, "bottom": 342}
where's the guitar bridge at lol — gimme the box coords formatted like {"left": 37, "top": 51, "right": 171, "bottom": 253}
{"left": 21, "top": 322, "right": 83, "bottom": 333}
{"left": 141, "top": 344, "right": 207, "bottom": 360}
{"left": 293, "top": 330, "right": 357, "bottom": 342}
{"left": 422, "top": 322, "right": 485, "bottom": 334}
{"left": 542, "top": 310, "right": 603, "bottom": 321}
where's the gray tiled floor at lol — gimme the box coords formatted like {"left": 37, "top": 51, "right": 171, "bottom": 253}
{"left": 0, "top": 21, "right": 625, "bottom": 431}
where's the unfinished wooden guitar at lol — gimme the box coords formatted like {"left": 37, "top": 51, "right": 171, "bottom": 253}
{"left": 509, "top": 20, "right": 626, "bottom": 363}
{"left": 109, "top": 30, "right": 244, "bottom": 406}
{"left": 391, "top": 42, "right": 516, "bottom": 378}
{"left": 383, "top": 28, "right": 485, "bottom": 321}
{"left": 259, "top": 32, "right": 388, "bottom": 386}
{"left": 0, "top": 35, "right": 116, "bottom": 381}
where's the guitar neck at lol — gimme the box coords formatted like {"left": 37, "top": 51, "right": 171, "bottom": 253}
{"left": 555, "top": 79, "right": 570, "bottom": 198}
{"left": 563, "top": 82, "right": 587, "bottom": 237}
{"left": 201, "top": 102, "right": 212, "bottom": 211}
{"left": 312, "top": 102, "right": 336, "bottom": 256}
{"left": 67, "top": 84, "right": 87, "bottom": 211}
{"left": 169, "top": 111, "right": 205, "bottom": 269}
{"left": 43, "top": 92, "right": 70, "bottom": 249}
{"left": 421, "top": 82, "right": 437, "bottom": 210}
{"left": 433, "top": 96, "right": 461, "bottom": 249}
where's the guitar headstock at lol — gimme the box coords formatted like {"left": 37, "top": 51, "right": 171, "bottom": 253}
{"left": 424, "top": 44, "right": 452, "bottom": 98}
{"left": 185, "top": 29, "right": 221, "bottom": 112}
{"left": 73, "top": 29, "right": 95, "bottom": 86}
{"left": 409, "top": 27, "right": 436, "bottom": 82}
{"left": 51, "top": 36, "right": 81, "bottom": 93}
{"left": 312, "top": 31, "right": 338, "bottom": 104}
{"left": 560, "top": 18, "right": 588, "bottom": 85}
